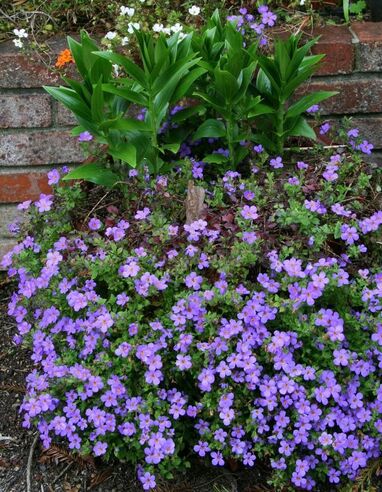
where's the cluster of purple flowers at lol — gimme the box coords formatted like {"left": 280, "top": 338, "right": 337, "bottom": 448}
{"left": 3, "top": 148, "right": 382, "bottom": 491}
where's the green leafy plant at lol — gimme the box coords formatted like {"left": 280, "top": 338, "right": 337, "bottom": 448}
{"left": 45, "top": 12, "right": 338, "bottom": 182}
{"left": 254, "top": 34, "right": 337, "bottom": 154}
{"left": 190, "top": 11, "right": 273, "bottom": 169}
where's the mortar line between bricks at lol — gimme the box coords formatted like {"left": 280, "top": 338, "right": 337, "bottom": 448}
{"left": 0, "top": 87, "right": 48, "bottom": 95}
{"left": 310, "top": 72, "right": 382, "bottom": 82}
{"left": 0, "top": 164, "right": 78, "bottom": 175}
{"left": 0, "top": 125, "right": 75, "bottom": 135}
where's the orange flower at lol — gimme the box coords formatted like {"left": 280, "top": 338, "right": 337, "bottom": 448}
{"left": 55, "top": 49, "right": 74, "bottom": 68}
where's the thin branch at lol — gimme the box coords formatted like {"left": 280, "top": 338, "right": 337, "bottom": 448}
{"left": 26, "top": 434, "right": 39, "bottom": 492}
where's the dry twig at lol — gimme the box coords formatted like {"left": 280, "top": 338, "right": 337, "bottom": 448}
{"left": 26, "top": 434, "right": 39, "bottom": 492}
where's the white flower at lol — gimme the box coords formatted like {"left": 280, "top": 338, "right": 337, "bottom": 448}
{"left": 162, "top": 27, "right": 172, "bottom": 35}
{"left": 13, "top": 28, "right": 28, "bottom": 38}
{"left": 188, "top": 5, "right": 201, "bottom": 16}
{"left": 113, "top": 64, "right": 120, "bottom": 76}
{"left": 13, "top": 38, "right": 24, "bottom": 48}
{"left": 127, "top": 22, "right": 140, "bottom": 34}
{"left": 120, "top": 6, "right": 135, "bottom": 16}
{"left": 105, "top": 31, "right": 117, "bottom": 40}
{"left": 300, "top": 0, "right": 306, "bottom": 4}
{"left": 178, "top": 32, "right": 187, "bottom": 40}
{"left": 170, "top": 23, "right": 183, "bottom": 33}
{"left": 153, "top": 23, "right": 164, "bottom": 33}
{"left": 121, "top": 36, "right": 129, "bottom": 46}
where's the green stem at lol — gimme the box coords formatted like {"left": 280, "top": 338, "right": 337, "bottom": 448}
{"left": 148, "top": 94, "right": 159, "bottom": 174}
{"left": 226, "top": 117, "right": 235, "bottom": 170}
{"left": 276, "top": 102, "right": 285, "bottom": 155}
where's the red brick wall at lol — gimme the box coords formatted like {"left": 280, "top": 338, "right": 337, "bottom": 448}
{"left": 0, "top": 22, "right": 382, "bottom": 259}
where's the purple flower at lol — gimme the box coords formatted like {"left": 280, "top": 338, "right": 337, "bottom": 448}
{"left": 357, "top": 140, "right": 373, "bottom": 154}
{"left": 211, "top": 451, "right": 224, "bottom": 466}
{"left": 306, "top": 104, "right": 319, "bottom": 113}
{"left": 194, "top": 440, "right": 210, "bottom": 457}
{"left": 253, "top": 144, "right": 264, "bottom": 153}
{"left": 47, "top": 169, "right": 60, "bottom": 185}
{"left": 140, "top": 471, "right": 156, "bottom": 490}
{"left": 270, "top": 156, "right": 283, "bottom": 169}
{"left": 35, "top": 194, "right": 53, "bottom": 213}
{"left": 93, "top": 441, "right": 107, "bottom": 456}
{"left": 241, "top": 205, "right": 259, "bottom": 220}
{"left": 242, "top": 231, "right": 257, "bottom": 244}
{"left": 17, "top": 200, "right": 32, "bottom": 211}
{"left": 135, "top": 207, "right": 151, "bottom": 220}
{"left": 88, "top": 218, "right": 102, "bottom": 231}
{"left": 119, "top": 261, "right": 140, "bottom": 278}
{"left": 78, "top": 131, "right": 93, "bottom": 142}
{"left": 185, "top": 272, "right": 203, "bottom": 290}
{"left": 341, "top": 224, "right": 359, "bottom": 245}
{"left": 320, "top": 123, "right": 331, "bottom": 135}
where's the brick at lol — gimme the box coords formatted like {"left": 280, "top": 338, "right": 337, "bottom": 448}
{"left": 0, "top": 239, "right": 16, "bottom": 266}
{"left": 312, "top": 25, "right": 354, "bottom": 76}
{"left": 351, "top": 22, "right": 382, "bottom": 43}
{"left": 0, "top": 172, "right": 51, "bottom": 203}
{"left": 56, "top": 103, "right": 78, "bottom": 126}
{"left": 351, "top": 22, "right": 382, "bottom": 72}
{"left": 0, "top": 205, "right": 19, "bottom": 238}
{"left": 0, "top": 130, "right": 84, "bottom": 166}
{"left": 0, "top": 43, "right": 61, "bottom": 88}
{"left": 0, "top": 94, "right": 52, "bottom": 128}
{"left": 299, "top": 77, "right": 382, "bottom": 115}
{"left": 336, "top": 117, "right": 382, "bottom": 149}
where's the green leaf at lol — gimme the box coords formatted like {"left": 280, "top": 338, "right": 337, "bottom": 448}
{"left": 44, "top": 86, "right": 91, "bottom": 122}
{"left": 214, "top": 68, "right": 239, "bottom": 101}
{"left": 286, "top": 91, "right": 338, "bottom": 119}
{"left": 171, "top": 67, "right": 207, "bottom": 102}
{"left": 90, "top": 78, "right": 104, "bottom": 123}
{"left": 287, "top": 117, "right": 316, "bottom": 140}
{"left": 247, "top": 103, "right": 276, "bottom": 118}
{"left": 202, "top": 153, "right": 228, "bottom": 164}
{"left": 94, "top": 51, "right": 147, "bottom": 87}
{"left": 170, "top": 104, "right": 205, "bottom": 123}
{"left": 343, "top": 0, "right": 350, "bottom": 22}
{"left": 102, "top": 84, "right": 147, "bottom": 106}
{"left": 160, "top": 142, "right": 181, "bottom": 154}
{"left": 67, "top": 36, "right": 88, "bottom": 80}
{"left": 100, "top": 118, "right": 151, "bottom": 132}
{"left": 109, "top": 144, "right": 137, "bottom": 167}
{"left": 62, "top": 162, "right": 120, "bottom": 187}
{"left": 193, "top": 119, "right": 226, "bottom": 141}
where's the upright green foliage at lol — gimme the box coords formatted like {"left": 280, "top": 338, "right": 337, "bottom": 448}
{"left": 191, "top": 12, "right": 272, "bottom": 169}
{"left": 44, "top": 14, "right": 338, "bottom": 182}
{"left": 95, "top": 30, "right": 206, "bottom": 174}
{"left": 254, "top": 34, "right": 337, "bottom": 154}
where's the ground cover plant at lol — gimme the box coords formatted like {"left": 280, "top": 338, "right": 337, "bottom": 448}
{"left": 2, "top": 4, "right": 382, "bottom": 492}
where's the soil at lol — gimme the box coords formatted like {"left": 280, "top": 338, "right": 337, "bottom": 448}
{"left": 0, "top": 274, "right": 271, "bottom": 492}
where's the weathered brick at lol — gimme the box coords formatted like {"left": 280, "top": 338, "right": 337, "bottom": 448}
{"left": 0, "top": 204, "right": 19, "bottom": 238}
{"left": 334, "top": 117, "right": 382, "bottom": 149}
{"left": 312, "top": 25, "right": 354, "bottom": 76}
{"left": 351, "top": 22, "right": 382, "bottom": 72}
{"left": 56, "top": 103, "right": 78, "bottom": 126}
{"left": 0, "top": 43, "right": 61, "bottom": 88}
{"left": 0, "top": 130, "right": 84, "bottom": 166}
{"left": 300, "top": 77, "right": 382, "bottom": 115}
{"left": 0, "top": 172, "right": 51, "bottom": 203}
{"left": 0, "top": 239, "right": 16, "bottom": 265}
{"left": 0, "top": 94, "right": 52, "bottom": 128}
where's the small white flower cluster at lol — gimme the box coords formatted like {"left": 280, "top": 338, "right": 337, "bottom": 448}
{"left": 120, "top": 6, "right": 135, "bottom": 16}
{"left": 152, "top": 22, "right": 185, "bottom": 39}
{"left": 188, "top": 5, "right": 201, "bottom": 16}
{"left": 13, "top": 28, "right": 28, "bottom": 48}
